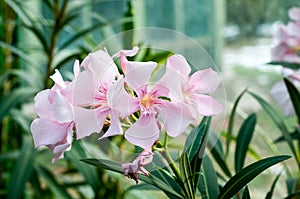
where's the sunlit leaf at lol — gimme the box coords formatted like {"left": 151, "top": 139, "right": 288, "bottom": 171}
{"left": 179, "top": 151, "right": 194, "bottom": 199}
{"left": 235, "top": 113, "right": 256, "bottom": 172}
{"left": 217, "top": 155, "right": 290, "bottom": 199}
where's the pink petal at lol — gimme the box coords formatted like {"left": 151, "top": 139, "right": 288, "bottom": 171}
{"left": 160, "top": 102, "right": 197, "bottom": 137}
{"left": 125, "top": 61, "right": 157, "bottom": 95}
{"left": 166, "top": 54, "right": 191, "bottom": 79}
{"left": 125, "top": 114, "right": 159, "bottom": 149}
{"left": 113, "top": 46, "right": 139, "bottom": 58}
{"left": 73, "top": 71, "right": 97, "bottom": 106}
{"left": 89, "top": 50, "right": 119, "bottom": 84}
{"left": 189, "top": 68, "right": 221, "bottom": 94}
{"left": 30, "top": 118, "right": 71, "bottom": 148}
{"left": 73, "top": 60, "right": 80, "bottom": 78}
{"left": 51, "top": 125, "right": 73, "bottom": 163}
{"left": 73, "top": 106, "right": 107, "bottom": 139}
{"left": 50, "top": 69, "right": 66, "bottom": 88}
{"left": 107, "top": 78, "right": 139, "bottom": 117}
{"left": 289, "top": 7, "right": 300, "bottom": 22}
{"left": 33, "top": 89, "right": 52, "bottom": 119}
{"left": 51, "top": 92, "right": 73, "bottom": 123}
{"left": 193, "top": 94, "right": 224, "bottom": 116}
{"left": 152, "top": 67, "right": 183, "bottom": 101}
{"left": 270, "top": 82, "right": 295, "bottom": 116}
{"left": 100, "top": 110, "right": 123, "bottom": 139}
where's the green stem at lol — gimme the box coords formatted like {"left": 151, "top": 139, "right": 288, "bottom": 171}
{"left": 162, "top": 133, "right": 181, "bottom": 181}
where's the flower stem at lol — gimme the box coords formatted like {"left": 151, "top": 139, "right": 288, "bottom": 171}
{"left": 162, "top": 133, "right": 181, "bottom": 181}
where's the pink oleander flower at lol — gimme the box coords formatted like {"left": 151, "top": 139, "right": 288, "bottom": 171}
{"left": 121, "top": 150, "right": 153, "bottom": 184}
{"left": 271, "top": 7, "right": 300, "bottom": 63}
{"left": 72, "top": 49, "right": 134, "bottom": 139}
{"left": 165, "top": 55, "right": 223, "bottom": 114}
{"left": 112, "top": 47, "right": 195, "bottom": 149}
{"left": 30, "top": 61, "right": 79, "bottom": 163}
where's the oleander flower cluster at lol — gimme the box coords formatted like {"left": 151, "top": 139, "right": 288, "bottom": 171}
{"left": 271, "top": 7, "right": 300, "bottom": 63}
{"left": 30, "top": 46, "right": 223, "bottom": 176}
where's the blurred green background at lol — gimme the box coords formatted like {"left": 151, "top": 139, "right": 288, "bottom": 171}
{"left": 1, "top": 0, "right": 299, "bottom": 198}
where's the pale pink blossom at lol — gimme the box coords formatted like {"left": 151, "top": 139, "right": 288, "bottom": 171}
{"left": 72, "top": 49, "right": 134, "bottom": 140}
{"left": 165, "top": 54, "right": 223, "bottom": 115}
{"left": 271, "top": 7, "right": 300, "bottom": 63}
{"left": 121, "top": 150, "right": 153, "bottom": 184}
{"left": 30, "top": 61, "right": 80, "bottom": 163}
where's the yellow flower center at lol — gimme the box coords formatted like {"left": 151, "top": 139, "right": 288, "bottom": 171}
{"left": 141, "top": 94, "right": 154, "bottom": 108}
{"left": 291, "top": 45, "right": 300, "bottom": 53}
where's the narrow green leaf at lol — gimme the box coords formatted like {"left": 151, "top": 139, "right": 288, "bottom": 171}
{"left": 198, "top": 156, "right": 219, "bottom": 199}
{"left": 185, "top": 116, "right": 211, "bottom": 161}
{"left": 185, "top": 117, "right": 211, "bottom": 191}
{"left": 35, "top": 166, "right": 72, "bottom": 199}
{"left": 4, "top": 0, "right": 32, "bottom": 26}
{"left": 284, "top": 78, "right": 300, "bottom": 124}
{"left": 0, "top": 88, "right": 35, "bottom": 120}
{"left": 226, "top": 88, "right": 248, "bottom": 158}
{"left": 0, "top": 41, "right": 40, "bottom": 68}
{"left": 265, "top": 172, "right": 282, "bottom": 199}
{"left": 65, "top": 141, "right": 100, "bottom": 195}
{"left": 217, "top": 155, "right": 290, "bottom": 199}
{"left": 268, "top": 61, "right": 300, "bottom": 69}
{"left": 22, "top": 24, "right": 49, "bottom": 52}
{"left": 8, "top": 138, "right": 34, "bottom": 199}
{"left": 179, "top": 151, "right": 195, "bottom": 199}
{"left": 81, "top": 158, "right": 184, "bottom": 198}
{"left": 242, "top": 186, "right": 250, "bottom": 199}
{"left": 58, "top": 17, "right": 133, "bottom": 51}
{"left": 235, "top": 114, "right": 256, "bottom": 172}
{"left": 284, "top": 191, "right": 300, "bottom": 199}
{"left": 274, "top": 131, "right": 300, "bottom": 143}
{"left": 248, "top": 91, "right": 298, "bottom": 162}
{"left": 286, "top": 178, "right": 298, "bottom": 195}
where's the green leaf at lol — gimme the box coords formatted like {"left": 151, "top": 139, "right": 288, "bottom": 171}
{"left": 198, "top": 156, "right": 219, "bottom": 199}
{"left": 242, "top": 186, "right": 250, "bottom": 199}
{"left": 268, "top": 61, "right": 300, "bottom": 69}
{"left": 179, "top": 151, "right": 195, "bottom": 199}
{"left": 4, "top": 0, "right": 32, "bottom": 26}
{"left": 58, "top": 17, "right": 133, "bottom": 51}
{"left": 286, "top": 178, "right": 298, "bottom": 195}
{"left": 209, "top": 133, "right": 232, "bottom": 178}
{"left": 226, "top": 88, "right": 248, "bottom": 158}
{"left": 185, "top": 117, "right": 211, "bottom": 161}
{"left": 265, "top": 172, "right": 282, "bottom": 199}
{"left": 284, "top": 191, "right": 300, "bottom": 199}
{"left": 0, "top": 88, "right": 35, "bottom": 121}
{"left": 8, "top": 138, "right": 34, "bottom": 199}
{"left": 217, "top": 155, "right": 290, "bottom": 199}
{"left": 284, "top": 78, "right": 300, "bottom": 123}
{"left": 81, "top": 158, "right": 184, "bottom": 198}
{"left": 248, "top": 91, "right": 298, "bottom": 162}
{"left": 35, "top": 166, "right": 73, "bottom": 199}
{"left": 0, "top": 41, "right": 40, "bottom": 68}
{"left": 22, "top": 24, "right": 49, "bottom": 53}
{"left": 185, "top": 117, "right": 211, "bottom": 191}
{"left": 235, "top": 114, "right": 256, "bottom": 172}
{"left": 274, "top": 131, "right": 300, "bottom": 143}
{"left": 65, "top": 141, "right": 100, "bottom": 195}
